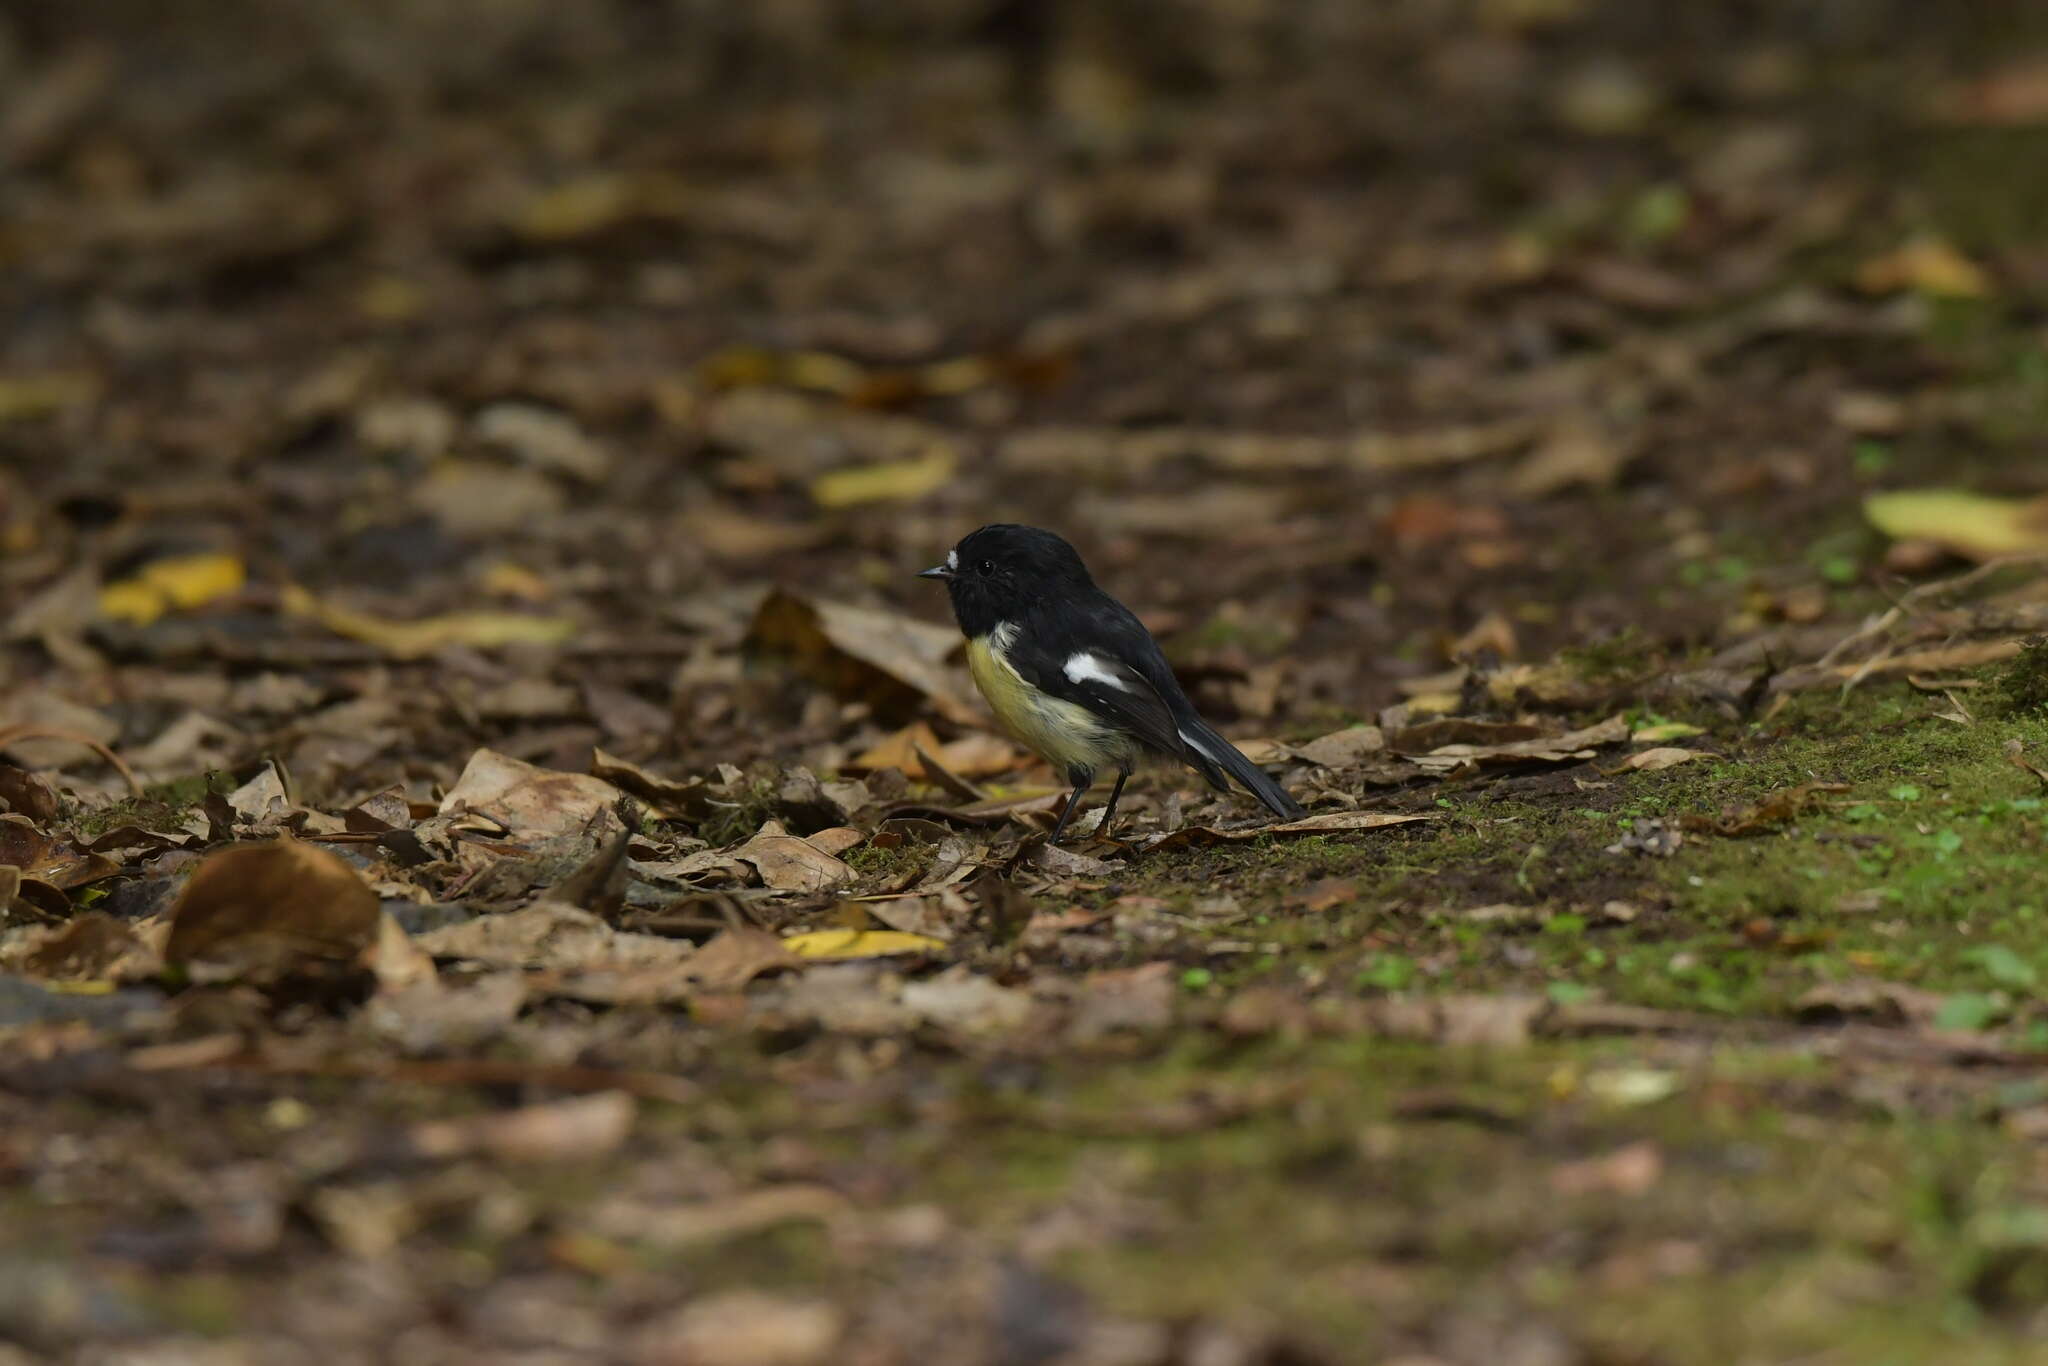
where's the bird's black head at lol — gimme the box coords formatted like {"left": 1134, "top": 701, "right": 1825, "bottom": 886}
{"left": 918, "top": 523, "right": 1094, "bottom": 637}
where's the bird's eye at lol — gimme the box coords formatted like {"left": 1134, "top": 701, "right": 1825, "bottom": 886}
{"left": 978, "top": 559, "right": 996, "bottom": 576}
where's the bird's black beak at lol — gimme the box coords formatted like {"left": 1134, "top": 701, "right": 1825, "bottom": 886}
{"left": 917, "top": 564, "right": 953, "bottom": 580}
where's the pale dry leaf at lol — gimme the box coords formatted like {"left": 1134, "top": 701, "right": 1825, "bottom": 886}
{"left": 591, "top": 1186, "right": 848, "bottom": 1250}
{"left": 227, "top": 758, "right": 293, "bottom": 825}
{"left": 684, "top": 927, "right": 799, "bottom": 991}
{"left": 1295, "top": 725, "right": 1386, "bottom": 767}
{"left": 1549, "top": 1141, "right": 1663, "bottom": 1197}
{"left": 413, "top": 902, "right": 694, "bottom": 977}
{"left": 627, "top": 1291, "right": 843, "bottom": 1366}
{"left": 737, "top": 833, "right": 855, "bottom": 893}
{"left": 804, "top": 827, "right": 865, "bottom": 857}
{"left": 1141, "top": 810, "right": 1431, "bottom": 851}
{"left": 365, "top": 913, "right": 437, "bottom": 993}
{"left": 3, "top": 910, "right": 154, "bottom": 982}
{"left": 408, "top": 1091, "right": 634, "bottom": 1163}
{"left": 901, "top": 967, "right": 1032, "bottom": 1034}
{"left": 1408, "top": 715, "right": 1630, "bottom": 772}
{"left": 1619, "top": 746, "right": 1702, "bottom": 772}
{"left": 1505, "top": 420, "right": 1628, "bottom": 498}
{"left": 440, "top": 748, "right": 634, "bottom": 843}
{"left": 364, "top": 973, "right": 526, "bottom": 1053}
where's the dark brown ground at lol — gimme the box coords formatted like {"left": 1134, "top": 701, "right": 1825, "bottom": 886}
{"left": 9, "top": 2, "right": 2048, "bottom": 1363}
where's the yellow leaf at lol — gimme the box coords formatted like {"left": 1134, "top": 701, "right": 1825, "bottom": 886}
{"left": 517, "top": 173, "right": 636, "bottom": 241}
{"left": 41, "top": 979, "right": 117, "bottom": 995}
{"left": 811, "top": 447, "right": 957, "bottom": 509}
{"left": 0, "top": 371, "right": 99, "bottom": 423}
{"left": 478, "top": 561, "right": 553, "bottom": 602}
{"left": 1854, "top": 238, "right": 1990, "bottom": 299}
{"left": 282, "top": 584, "right": 575, "bottom": 658}
{"left": 781, "top": 928, "right": 947, "bottom": 959}
{"left": 357, "top": 274, "right": 423, "bottom": 321}
{"left": 1864, "top": 489, "right": 2048, "bottom": 561}
{"left": 1631, "top": 722, "right": 1704, "bottom": 742}
{"left": 99, "top": 552, "right": 247, "bottom": 625}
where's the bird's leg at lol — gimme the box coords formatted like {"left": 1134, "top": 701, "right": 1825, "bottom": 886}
{"left": 1046, "top": 767, "right": 1092, "bottom": 845}
{"left": 1097, "top": 769, "right": 1131, "bottom": 838}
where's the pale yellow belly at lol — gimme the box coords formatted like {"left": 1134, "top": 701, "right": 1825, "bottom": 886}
{"left": 966, "top": 633, "right": 1134, "bottom": 776}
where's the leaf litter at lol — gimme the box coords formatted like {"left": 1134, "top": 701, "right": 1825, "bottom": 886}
{"left": 6, "top": 4, "right": 2048, "bottom": 1360}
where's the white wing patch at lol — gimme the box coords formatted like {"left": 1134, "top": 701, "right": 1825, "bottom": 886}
{"left": 1178, "top": 726, "right": 1223, "bottom": 765}
{"left": 1064, "top": 651, "right": 1132, "bottom": 692}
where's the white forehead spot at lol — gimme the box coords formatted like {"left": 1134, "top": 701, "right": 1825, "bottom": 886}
{"left": 1064, "top": 652, "right": 1130, "bottom": 691}
{"left": 946, "top": 549, "right": 958, "bottom": 570}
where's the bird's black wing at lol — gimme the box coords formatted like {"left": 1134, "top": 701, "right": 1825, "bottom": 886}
{"left": 1023, "top": 593, "right": 1303, "bottom": 817}
{"left": 1003, "top": 604, "right": 1211, "bottom": 778}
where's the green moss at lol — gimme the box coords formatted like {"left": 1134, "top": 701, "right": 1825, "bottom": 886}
{"left": 63, "top": 771, "right": 233, "bottom": 841}
{"left": 1996, "top": 638, "right": 2048, "bottom": 716}
{"left": 695, "top": 773, "right": 779, "bottom": 847}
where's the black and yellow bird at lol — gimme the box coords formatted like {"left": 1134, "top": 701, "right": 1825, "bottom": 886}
{"left": 919, "top": 524, "right": 1303, "bottom": 843}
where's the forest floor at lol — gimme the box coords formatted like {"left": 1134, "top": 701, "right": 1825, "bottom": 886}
{"left": 8, "top": 2, "right": 2048, "bottom": 1362}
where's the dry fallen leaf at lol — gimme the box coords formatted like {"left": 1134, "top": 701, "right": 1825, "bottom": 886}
{"left": 0, "top": 370, "right": 99, "bottom": 423}
{"left": 1549, "top": 1141, "right": 1663, "bottom": 1198}
{"left": 0, "top": 815, "right": 120, "bottom": 892}
{"left": 810, "top": 446, "right": 957, "bottom": 508}
{"left": 589, "top": 1186, "right": 848, "bottom": 1250}
{"left": 97, "top": 552, "right": 246, "bottom": 625}
{"left": 440, "top": 748, "right": 634, "bottom": 843}
{"left": 1295, "top": 725, "right": 1386, "bottom": 767}
{"left": 901, "top": 967, "right": 1032, "bottom": 1034}
{"left": 282, "top": 583, "right": 575, "bottom": 658}
{"left": 1407, "top": 716, "right": 1630, "bottom": 772}
{"left": 747, "top": 588, "right": 980, "bottom": 725}
{"left": 1854, "top": 238, "right": 1990, "bottom": 299}
{"left": 414, "top": 902, "right": 695, "bottom": 977}
{"left": 736, "top": 832, "right": 856, "bottom": 893}
{"left": 407, "top": 1091, "right": 634, "bottom": 1163}
{"left": 683, "top": 927, "right": 800, "bottom": 991}
{"left": 628, "top": 1291, "right": 843, "bottom": 1366}
{"left": 781, "top": 928, "right": 948, "bottom": 959}
{"left": 1616, "top": 746, "right": 1702, "bottom": 772}
{"left": 3, "top": 911, "right": 154, "bottom": 982}
{"left": 849, "top": 721, "right": 945, "bottom": 776}
{"left": 164, "top": 839, "right": 381, "bottom": 983}
{"left": 1863, "top": 489, "right": 2048, "bottom": 561}
{"left": 1142, "top": 810, "right": 1432, "bottom": 851}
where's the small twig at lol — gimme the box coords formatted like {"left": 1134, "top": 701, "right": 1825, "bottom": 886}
{"left": 911, "top": 740, "right": 986, "bottom": 804}
{"left": 0, "top": 724, "right": 142, "bottom": 796}
{"left": 1816, "top": 556, "right": 2048, "bottom": 672}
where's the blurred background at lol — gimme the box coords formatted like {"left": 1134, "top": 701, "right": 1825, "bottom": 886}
{"left": 4, "top": 0, "right": 2048, "bottom": 785}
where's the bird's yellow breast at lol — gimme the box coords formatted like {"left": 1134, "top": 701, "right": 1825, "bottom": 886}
{"left": 965, "top": 629, "right": 1132, "bottom": 777}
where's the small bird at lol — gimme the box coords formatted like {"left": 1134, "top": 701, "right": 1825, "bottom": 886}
{"left": 919, "top": 524, "right": 1303, "bottom": 843}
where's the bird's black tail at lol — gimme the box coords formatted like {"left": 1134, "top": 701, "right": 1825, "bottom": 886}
{"left": 1177, "top": 717, "right": 1304, "bottom": 821}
